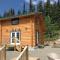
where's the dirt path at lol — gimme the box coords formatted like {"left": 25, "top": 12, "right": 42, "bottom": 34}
{"left": 29, "top": 46, "right": 60, "bottom": 60}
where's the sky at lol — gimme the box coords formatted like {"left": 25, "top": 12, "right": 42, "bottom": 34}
{"left": 0, "top": 0, "right": 24, "bottom": 15}
{"left": 0, "top": 0, "right": 58, "bottom": 16}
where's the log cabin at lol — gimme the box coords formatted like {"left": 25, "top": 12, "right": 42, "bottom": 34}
{"left": 0, "top": 13, "right": 45, "bottom": 47}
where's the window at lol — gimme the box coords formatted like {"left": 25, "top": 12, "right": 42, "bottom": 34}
{"left": 11, "top": 18, "right": 19, "bottom": 25}
{"left": 11, "top": 32, "right": 20, "bottom": 45}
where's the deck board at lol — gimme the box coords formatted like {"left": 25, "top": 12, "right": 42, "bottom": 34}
{"left": 6, "top": 51, "right": 20, "bottom": 60}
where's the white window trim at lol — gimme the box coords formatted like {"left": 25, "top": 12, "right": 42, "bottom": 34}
{"left": 10, "top": 32, "right": 20, "bottom": 45}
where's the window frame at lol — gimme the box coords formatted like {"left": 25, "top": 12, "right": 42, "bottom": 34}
{"left": 11, "top": 18, "right": 19, "bottom": 25}
{"left": 10, "top": 31, "right": 20, "bottom": 45}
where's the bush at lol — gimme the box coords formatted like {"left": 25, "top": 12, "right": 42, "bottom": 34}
{"left": 38, "top": 44, "right": 44, "bottom": 48}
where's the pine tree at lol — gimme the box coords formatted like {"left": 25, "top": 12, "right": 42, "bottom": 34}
{"left": 45, "top": 0, "right": 50, "bottom": 16}
{"left": 8, "top": 8, "right": 15, "bottom": 16}
{"left": 29, "top": 0, "right": 35, "bottom": 13}
{"left": 38, "top": 1, "right": 43, "bottom": 12}
{"left": 3, "top": 8, "right": 15, "bottom": 17}
{"left": 23, "top": 1, "right": 26, "bottom": 14}
{"left": 17, "top": 10, "right": 21, "bottom": 15}
{"left": 58, "top": 0, "right": 60, "bottom": 6}
{"left": 0, "top": 14, "right": 2, "bottom": 18}
{"left": 3, "top": 12, "right": 7, "bottom": 17}
{"left": 29, "top": 0, "right": 32, "bottom": 12}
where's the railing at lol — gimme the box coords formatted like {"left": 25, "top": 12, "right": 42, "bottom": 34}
{"left": 16, "top": 46, "right": 28, "bottom": 60}
{"left": 0, "top": 45, "right": 6, "bottom": 60}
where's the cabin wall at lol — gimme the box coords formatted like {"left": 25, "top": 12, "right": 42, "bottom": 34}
{"left": 1, "top": 16, "right": 35, "bottom": 46}
{"left": 34, "top": 14, "right": 45, "bottom": 45}
{"left": 0, "top": 21, "right": 2, "bottom": 45}
{"left": 39, "top": 14, "right": 45, "bottom": 44}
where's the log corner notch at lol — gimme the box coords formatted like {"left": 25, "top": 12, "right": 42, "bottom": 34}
{"left": 35, "top": 12, "right": 46, "bottom": 45}
{"left": 39, "top": 13, "right": 46, "bottom": 45}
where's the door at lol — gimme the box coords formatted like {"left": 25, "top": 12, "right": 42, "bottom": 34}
{"left": 11, "top": 32, "right": 20, "bottom": 45}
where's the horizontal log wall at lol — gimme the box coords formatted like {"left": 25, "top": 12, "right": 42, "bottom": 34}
{"left": 1, "top": 16, "right": 35, "bottom": 46}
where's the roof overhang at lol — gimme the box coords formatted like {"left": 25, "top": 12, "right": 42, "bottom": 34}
{"left": 0, "top": 12, "right": 43, "bottom": 21}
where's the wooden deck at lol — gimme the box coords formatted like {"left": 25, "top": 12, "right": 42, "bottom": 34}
{"left": 29, "top": 57, "right": 39, "bottom": 60}
{"left": 6, "top": 51, "right": 20, "bottom": 60}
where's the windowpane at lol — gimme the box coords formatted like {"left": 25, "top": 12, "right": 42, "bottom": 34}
{"left": 17, "top": 32, "right": 19, "bottom": 39}
{"left": 12, "top": 33, "right": 15, "bottom": 37}
{"left": 16, "top": 32, "right": 19, "bottom": 43}
{"left": 11, "top": 32, "right": 20, "bottom": 44}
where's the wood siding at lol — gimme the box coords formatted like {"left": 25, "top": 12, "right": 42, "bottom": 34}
{"left": 0, "top": 15, "right": 35, "bottom": 46}
{"left": 0, "top": 13, "right": 45, "bottom": 47}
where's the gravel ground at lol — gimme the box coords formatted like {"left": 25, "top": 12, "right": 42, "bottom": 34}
{"left": 6, "top": 46, "right": 60, "bottom": 60}
{"left": 29, "top": 46, "right": 60, "bottom": 60}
